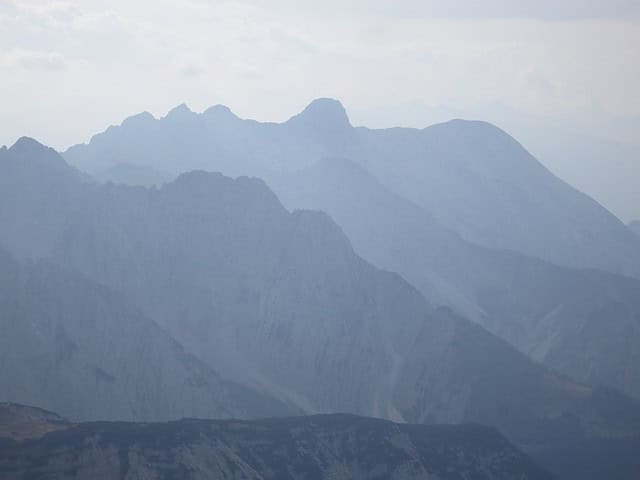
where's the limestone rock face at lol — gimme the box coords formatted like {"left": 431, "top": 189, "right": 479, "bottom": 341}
{"left": 0, "top": 247, "right": 290, "bottom": 423}
{"left": 271, "top": 157, "right": 640, "bottom": 401}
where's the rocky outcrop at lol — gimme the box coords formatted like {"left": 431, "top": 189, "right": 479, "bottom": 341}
{"left": 0, "top": 403, "right": 69, "bottom": 441}
{"left": 0, "top": 247, "right": 291, "bottom": 422}
{"left": 0, "top": 404, "right": 553, "bottom": 480}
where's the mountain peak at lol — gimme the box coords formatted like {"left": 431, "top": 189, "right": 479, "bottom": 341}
{"left": 165, "top": 103, "right": 193, "bottom": 119}
{"left": 122, "top": 111, "right": 155, "bottom": 127}
{"left": 165, "top": 170, "right": 285, "bottom": 218}
{"left": 288, "top": 98, "right": 351, "bottom": 128}
{"left": 9, "top": 136, "right": 49, "bottom": 154}
{"left": 203, "top": 104, "right": 239, "bottom": 121}
{"left": 2, "top": 137, "right": 74, "bottom": 181}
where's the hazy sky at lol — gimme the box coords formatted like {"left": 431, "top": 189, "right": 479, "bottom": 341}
{"left": 0, "top": 0, "right": 637, "bottom": 145}
{"left": 1, "top": 1, "right": 639, "bottom": 218}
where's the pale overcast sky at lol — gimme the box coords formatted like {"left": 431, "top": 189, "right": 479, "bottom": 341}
{"left": 0, "top": 0, "right": 637, "bottom": 146}
{"left": 1, "top": 1, "right": 639, "bottom": 219}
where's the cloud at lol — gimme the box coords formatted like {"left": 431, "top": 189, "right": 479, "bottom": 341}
{"left": 382, "top": 0, "right": 640, "bottom": 20}
{"left": 180, "top": 64, "right": 206, "bottom": 77}
{"left": 0, "top": 0, "right": 80, "bottom": 28}
{"left": 257, "top": 0, "right": 640, "bottom": 21}
{"left": 1, "top": 49, "right": 67, "bottom": 71}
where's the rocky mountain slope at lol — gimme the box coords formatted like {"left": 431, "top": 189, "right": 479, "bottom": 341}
{"left": 61, "top": 102, "right": 640, "bottom": 401}
{"left": 63, "top": 99, "right": 640, "bottom": 278}
{"left": 272, "top": 157, "right": 640, "bottom": 400}
{"left": 0, "top": 403, "right": 553, "bottom": 480}
{"left": 0, "top": 244, "right": 290, "bottom": 422}
{"left": 2, "top": 138, "right": 640, "bottom": 479}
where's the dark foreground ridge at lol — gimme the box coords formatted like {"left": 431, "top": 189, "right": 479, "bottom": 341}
{"left": 0, "top": 403, "right": 552, "bottom": 480}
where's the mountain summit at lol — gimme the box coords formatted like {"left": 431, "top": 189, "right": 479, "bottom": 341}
{"left": 6, "top": 137, "right": 65, "bottom": 167}
{"left": 203, "top": 104, "right": 240, "bottom": 121}
{"left": 287, "top": 98, "right": 352, "bottom": 128}
{"left": 164, "top": 102, "right": 194, "bottom": 119}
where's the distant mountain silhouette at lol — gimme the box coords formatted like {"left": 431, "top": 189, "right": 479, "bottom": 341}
{"left": 62, "top": 102, "right": 640, "bottom": 400}
{"left": 271, "top": 157, "right": 640, "bottom": 400}
{"left": 64, "top": 99, "right": 640, "bottom": 278}
{"left": 2, "top": 139, "right": 640, "bottom": 478}
{"left": 630, "top": 220, "right": 640, "bottom": 238}
{"left": 0, "top": 404, "right": 554, "bottom": 480}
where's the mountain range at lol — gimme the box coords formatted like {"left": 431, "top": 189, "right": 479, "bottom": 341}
{"left": 0, "top": 239, "right": 289, "bottom": 422}
{"left": 64, "top": 99, "right": 640, "bottom": 279}
{"left": 60, "top": 100, "right": 640, "bottom": 402}
{"left": 0, "top": 403, "right": 554, "bottom": 480}
{"left": 271, "top": 157, "right": 640, "bottom": 401}
{"left": 2, "top": 137, "right": 640, "bottom": 478}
